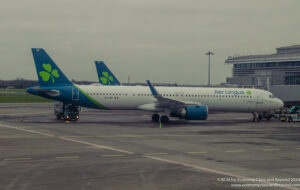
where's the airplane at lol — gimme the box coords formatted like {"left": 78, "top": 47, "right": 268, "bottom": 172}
{"left": 27, "top": 48, "right": 284, "bottom": 123}
{"left": 95, "top": 61, "right": 120, "bottom": 85}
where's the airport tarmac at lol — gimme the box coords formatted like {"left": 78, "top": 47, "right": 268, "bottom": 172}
{"left": 0, "top": 103, "right": 300, "bottom": 190}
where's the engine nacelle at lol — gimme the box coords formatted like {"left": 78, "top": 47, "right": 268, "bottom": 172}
{"left": 183, "top": 105, "right": 208, "bottom": 120}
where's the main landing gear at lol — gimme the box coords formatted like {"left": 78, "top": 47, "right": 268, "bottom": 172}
{"left": 252, "top": 112, "right": 261, "bottom": 122}
{"left": 151, "top": 114, "right": 169, "bottom": 123}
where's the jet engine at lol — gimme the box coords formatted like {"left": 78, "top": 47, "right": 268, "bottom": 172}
{"left": 170, "top": 105, "right": 208, "bottom": 120}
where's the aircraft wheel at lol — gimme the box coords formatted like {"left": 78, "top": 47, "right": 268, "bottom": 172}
{"left": 152, "top": 114, "right": 160, "bottom": 122}
{"left": 160, "top": 115, "right": 169, "bottom": 123}
{"left": 252, "top": 112, "right": 260, "bottom": 122}
{"left": 56, "top": 115, "right": 61, "bottom": 120}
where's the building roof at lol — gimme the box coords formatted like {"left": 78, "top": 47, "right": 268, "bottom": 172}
{"left": 226, "top": 45, "right": 300, "bottom": 64}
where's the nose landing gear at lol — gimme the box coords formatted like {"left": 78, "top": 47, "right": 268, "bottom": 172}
{"left": 160, "top": 115, "right": 169, "bottom": 123}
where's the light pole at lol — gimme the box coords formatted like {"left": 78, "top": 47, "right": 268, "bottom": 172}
{"left": 206, "top": 51, "right": 214, "bottom": 86}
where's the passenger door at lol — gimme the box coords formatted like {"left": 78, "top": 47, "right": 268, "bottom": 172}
{"left": 256, "top": 95, "right": 263, "bottom": 108}
{"left": 72, "top": 87, "right": 79, "bottom": 101}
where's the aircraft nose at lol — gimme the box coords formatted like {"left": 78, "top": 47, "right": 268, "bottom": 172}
{"left": 276, "top": 98, "right": 284, "bottom": 108}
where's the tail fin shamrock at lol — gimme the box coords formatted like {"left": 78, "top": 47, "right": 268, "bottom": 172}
{"left": 95, "top": 61, "right": 120, "bottom": 85}
{"left": 31, "top": 48, "right": 72, "bottom": 86}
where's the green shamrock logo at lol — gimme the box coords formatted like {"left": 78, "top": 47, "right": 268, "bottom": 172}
{"left": 100, "top": 72, "right": 114, "bottom": 85}
{"left": 39, "top": 63, "right": 59, "bottom": 83}
{"left": 246, "top": 90, "right": 252, "bottom": 95}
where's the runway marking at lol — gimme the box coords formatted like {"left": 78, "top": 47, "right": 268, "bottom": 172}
{"left": 226, "top": 149, "right": 245, "bottom": 153}
{"left": 59, "top": 137, "right": 134, "bottom": 154}
{"left": 0, "top": 122, "right": 133, "bottom": 154}
{"left": 101, "top": 154, "right": 125, "bottom": 157}
{"left": 0, "top": 136, "right": 52, "bottom": 139}
{"left": 117, "top": 135, "right": 145, "bottom": 138}
{"left": 0, "top": 122, "right": 297, "bottom": 190}
{"left": 56, "top": 156, "right": 79, "bottom": 159}
{"left": 145, "top": 152, "right": 168, "bottom": 156}
{"left": 0, "top": 123, "right": 55, "bottom": 137}
{"left": 0, "top": 111, "right": 51, "bottom": 116}
{"left": 61, "top": 133, "right": 300, "bottom": 139}
{"left": 263, "top": 148, "right": 280, "bottom": 151}
{"left": 187, "top": 152, "right": 208, "bottom": 154}
{"left": 4, "top": 157, "right": 32, "bottom": 161}
{"left": 162, "top": 134, "right": 204, "bottom": 137}
{"left": 144, "top": 156, "right": 298, "bottom": 190}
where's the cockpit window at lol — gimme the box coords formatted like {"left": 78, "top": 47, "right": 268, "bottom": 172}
{"left": 269, "top": 94, "right": 274, "bottom": 98}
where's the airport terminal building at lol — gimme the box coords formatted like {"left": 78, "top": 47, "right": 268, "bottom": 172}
{"left": 225, "top": 45, "right": 300, "bottom": 105}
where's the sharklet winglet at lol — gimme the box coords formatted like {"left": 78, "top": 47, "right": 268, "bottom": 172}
{"left": 146, "top": 80, "right": 160, "bottom": 98}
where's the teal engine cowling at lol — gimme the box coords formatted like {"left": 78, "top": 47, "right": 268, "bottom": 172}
{"left": 184, "top": 105, "right": 208, "bottom": 120}
{"left": 170, "top": 105, "right": 208, "bottom": 120}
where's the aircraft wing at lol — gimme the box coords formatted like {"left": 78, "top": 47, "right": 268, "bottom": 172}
{"left": 146, "top": 80, "right": 202, "bottom": 110}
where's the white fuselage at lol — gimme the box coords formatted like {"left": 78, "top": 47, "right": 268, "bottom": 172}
{"left": 77, "top": 85, "right": 283, "bottom": 113}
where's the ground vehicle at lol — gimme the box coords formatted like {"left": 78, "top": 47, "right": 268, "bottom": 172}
{"left": 279, "top": 106, "right": 300, "bottom": 122}
{"left": 54, "top": 102, "right": 80, "bottom": 121}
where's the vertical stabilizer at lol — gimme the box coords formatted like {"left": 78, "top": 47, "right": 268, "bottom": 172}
{"left": 95, "top": 61, "right": 120, "bottom": 85}
{"left": 31, "top": 48, "right": 72, "bottom": 86}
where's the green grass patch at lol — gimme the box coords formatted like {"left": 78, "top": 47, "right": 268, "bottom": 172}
{"left": 0, "top": 95, "right": 52, "bottom": 103}
{"left": 0, "top": 89, "right": 26, "bottom": 92}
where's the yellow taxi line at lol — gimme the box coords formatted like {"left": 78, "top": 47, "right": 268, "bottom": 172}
{"left": 101, "top": 154, "right": 125, "bottom": 157}
{"left": 262, "top": 148, "right": 280, "bottom": 151}
{"left": 4, "top": 157, "right": 32, "bottom": 161}
{"left": 187, "top": 151, "right": 208, "bottom": 154}
{"left": 56, "top": 156, "right": 79, "bottom": 159}
{"left": 144, "top": 153, "right": 168, "bottom": 156}
{"left": 226, "top": 149, "right": 246, "bottom": 153}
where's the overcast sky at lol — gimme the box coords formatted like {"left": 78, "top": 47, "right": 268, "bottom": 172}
{"left": 0, "top": 0, "right": 299, "bottom": 85}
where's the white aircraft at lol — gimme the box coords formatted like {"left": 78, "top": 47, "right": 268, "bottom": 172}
{"left": 27, "top": 48, "right": 284, "bottom": 122}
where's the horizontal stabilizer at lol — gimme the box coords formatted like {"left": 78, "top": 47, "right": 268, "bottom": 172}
{"left": 32, "top": 88, "right": 60, "bottom": 97}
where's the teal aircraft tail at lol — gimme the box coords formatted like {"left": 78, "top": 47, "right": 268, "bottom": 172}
{"left": 95, "top": 61, "right": 120, "bottom": 85}
{"left": 31, "top": 48, "right": 72, "bottom": 86}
